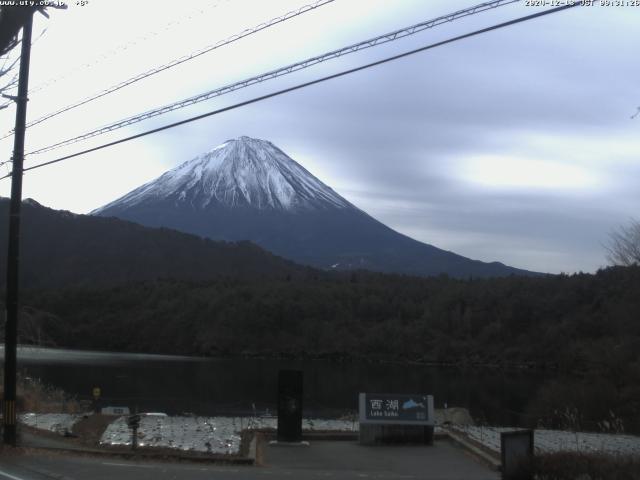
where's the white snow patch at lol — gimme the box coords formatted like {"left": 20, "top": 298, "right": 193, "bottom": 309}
{"left": 93, "top": 136, "right": 354, "bottom": 214}
{"left": 451, "top": 425, "right": 640, "bottom": 456}
{"left": 100, "top": 415, "right": 357, "bottom": 455}
{"left": 208, "top": 141, "right": 229, "bottom": 153}
{"left": 20, "top": 413, "right": 84, "bottom": 435}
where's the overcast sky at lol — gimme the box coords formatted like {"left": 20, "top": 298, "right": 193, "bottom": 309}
{"left": 0, "top": 0, "right": 638, "bottom": 274}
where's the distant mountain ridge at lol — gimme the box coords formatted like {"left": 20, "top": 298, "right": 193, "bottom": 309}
{"left": 93, "top": 136, "right": 539, "bottom": 278}
{"left": 0, "top": 197, "right": 305, "bottom": 289}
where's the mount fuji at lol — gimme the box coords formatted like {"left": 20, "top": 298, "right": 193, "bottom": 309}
{"left": 93, "top": 136, "right": 535, "bottom": 277}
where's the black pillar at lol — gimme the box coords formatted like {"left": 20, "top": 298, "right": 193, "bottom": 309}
{"left": 3, "top": 11, "right": 34, "bottom": 447}
{"left": 277, "top": 369, "right": 303, "bottom": 442}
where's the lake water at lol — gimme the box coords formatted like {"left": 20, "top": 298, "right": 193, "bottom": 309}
{"left": 5, "top": 347, "right": 550, "bottom": 425}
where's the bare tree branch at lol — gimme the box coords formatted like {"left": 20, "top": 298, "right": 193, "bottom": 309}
{"left": 0, "top": 12, "right": 49, "bottom": 106}
{"left": 606, "top": 219, "right": 640, "bottom": 266}
{"left": 0, "top": 51, "right": 20, "bottom": 75}
{"left": 0, "top": 69, "right": 19, "bottom": 92}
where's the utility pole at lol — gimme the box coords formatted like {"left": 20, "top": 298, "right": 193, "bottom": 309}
{"left": 3, "top": 10, "right": 34, "bottom": 447}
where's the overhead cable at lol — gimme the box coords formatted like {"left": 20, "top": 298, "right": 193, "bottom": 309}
{"left": 13, "top": 1, "right": 226, "bottom": 98}
{"left": 24, "top": 0, "right": 520, "bottom": 155}
{"left": 0, "top": 0, "right": 336, "bottom": 139}
{"left": 0, "top": 3, "right": 580, "bottom": 182}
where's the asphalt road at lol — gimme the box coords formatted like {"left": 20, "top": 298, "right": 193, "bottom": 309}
{"left": 0, "top": 440, "right": 498, "bottom": 480}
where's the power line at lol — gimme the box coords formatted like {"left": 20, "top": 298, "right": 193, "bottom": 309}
{"left": 11, "top": 1, "right": 226, "bottom": 98}
{"left": 23, "top": 0, "right": 519, "bottom": 155}
{"left": 1, "top": 159, "right": 10, "bottom": 176}
{"left": 0, "top": 0, "right": 336, "bottom": 139}
{"left": 0, "top": 5, "right": 223, "bottom": 112}
{"left": 0, "top": 3, "right": 579, "bottom": 182}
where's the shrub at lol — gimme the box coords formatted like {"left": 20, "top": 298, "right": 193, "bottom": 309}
{"left": 0, "top": 373, "right": 81, "bottom": 413}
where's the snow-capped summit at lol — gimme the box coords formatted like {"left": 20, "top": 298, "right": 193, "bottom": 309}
{"left": 94, "top": 136, "right": 536, "bottom": 278}
{"left": 94, "top": 136, "right": 351, "bottom": 214}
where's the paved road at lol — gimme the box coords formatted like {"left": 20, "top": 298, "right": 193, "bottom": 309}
{"left": 0, "top": 440, "right": 498, "bottom": 480}
{"left": 264, "top": 440, "right": 498, "bottom": 479}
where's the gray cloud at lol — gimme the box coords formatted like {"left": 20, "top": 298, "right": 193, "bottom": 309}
{"left": 4, "top": 1, "right": 637, "bottom": 274}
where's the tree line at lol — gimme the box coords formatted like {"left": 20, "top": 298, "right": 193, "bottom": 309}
{"left": 17, "top": 266, "right": 639, "bottom": 369}
{"left": 3, "top": 264, "right": 640, "bottom": 432}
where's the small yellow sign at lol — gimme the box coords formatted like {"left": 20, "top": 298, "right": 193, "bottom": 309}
{"left": 92, "top": 387, "right": 101, "bottom": 398}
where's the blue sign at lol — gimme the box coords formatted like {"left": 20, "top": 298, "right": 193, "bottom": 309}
{"left": 359, "top": 393, "right": 434, "bottom": 425}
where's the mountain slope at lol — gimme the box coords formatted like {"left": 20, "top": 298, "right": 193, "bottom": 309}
{"left": 0, "top": 198, "right": 305, "bottom": 289}
{"left": 94, "top": 136, "right": 537, "bottom": 278}
{"left": 97, "top": 137, "right": 351, "bottom": 213}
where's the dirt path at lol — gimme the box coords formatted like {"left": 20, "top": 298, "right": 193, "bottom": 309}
{"left": 72, "top": 414, "right": 118, "bottom": 446}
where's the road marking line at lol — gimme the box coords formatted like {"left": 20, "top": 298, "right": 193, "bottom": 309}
{"left": 0, "top": 468, "right": 26, "bottom": 480}
{"left": 101, "top": 462, "right": 154, "bottom": 469}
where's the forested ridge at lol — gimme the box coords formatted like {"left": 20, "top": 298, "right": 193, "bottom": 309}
{"left": 0, "top": 198, "right": 307, "bottom": 289}
{"left": 15, "top": 266, "right": 640, "bottom": 368}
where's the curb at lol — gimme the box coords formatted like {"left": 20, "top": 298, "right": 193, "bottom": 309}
{"left": 18, "top": 443, "right": 256, "bottom": 465}
{"left": 443, "top": 429, "right": 501, "bottom": 471}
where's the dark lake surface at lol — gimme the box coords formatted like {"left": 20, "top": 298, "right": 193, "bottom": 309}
{"left": 6, "top": 347, "right": 552, "bottom": 425}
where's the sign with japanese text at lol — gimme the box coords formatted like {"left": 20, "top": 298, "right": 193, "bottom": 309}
{"left": 359, "top": 393, "right": 434, "bottom": 425}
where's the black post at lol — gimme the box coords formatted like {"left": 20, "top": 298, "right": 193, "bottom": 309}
{"left": 3, "top": 12, "right": 34, "bottom": 446}
{"left": 277, "top": 370, "right": 303, "bottom": 442}
{"left": 127, "top": 410, "right": 140, "bottom": 451}
{"left": 132, "top": 424, "right": 138, "bottom": 451}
